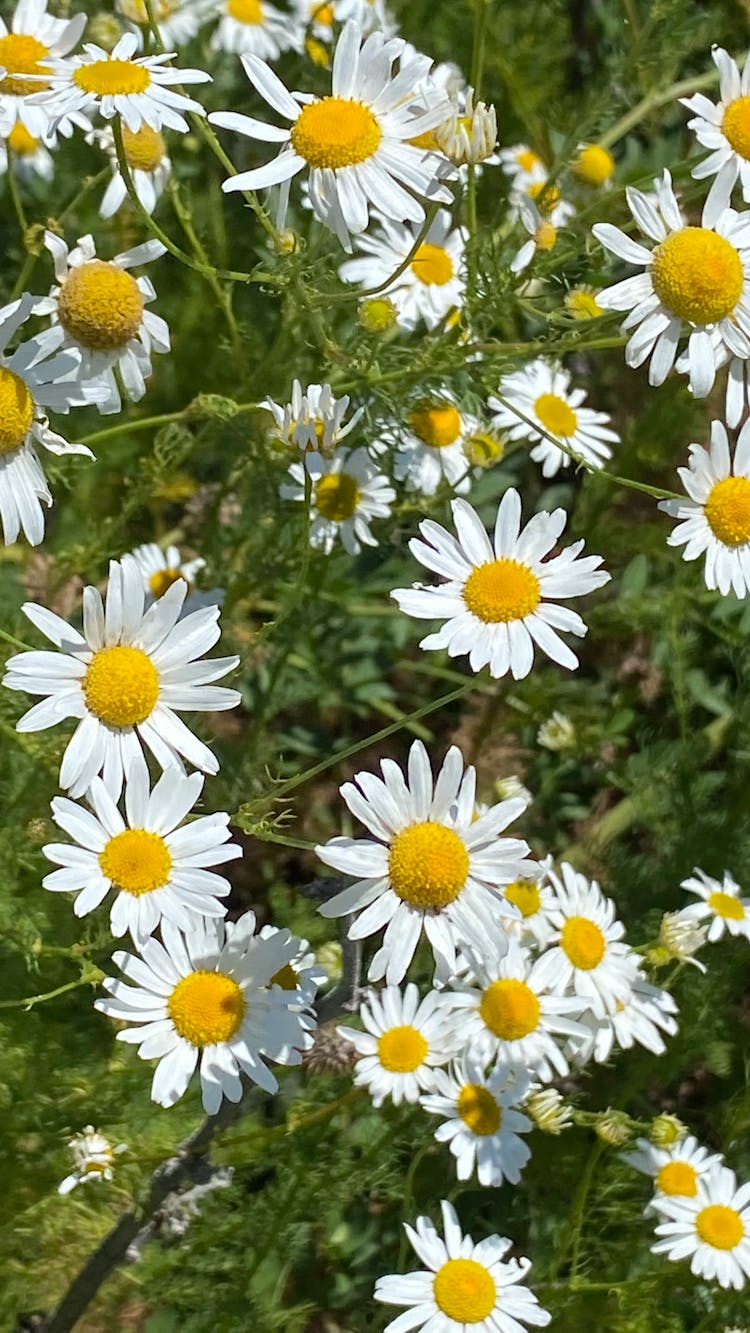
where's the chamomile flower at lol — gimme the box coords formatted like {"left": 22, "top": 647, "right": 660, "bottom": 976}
{"left": 291, "top": 0, "right": 337, "bottom": 41}
{"left": 207, "top": 0, "right": 298, "bottom": 60}
{"left": 656, "top": 911, "right": 708, "bottom": 970}
{"left": 435, "top": 86, "right": 497, "bottom": 167}
{"left": 537, "top": 710, "right": 576, "bottom": 750}
{"left": 129, "top": 541, "right": 222, "bottom": 613}
{"left": 624, "top": 1135, "right": 724, "bottom": 1204}
{"left": 679, "top": 867, "right": 750, "bottom": 941}
{"left": 316, "top": 739, "right": 535, "bottom": 985}
{"left": 262, "top": 379, "right": 363, "bottom": 454}
{"left": 572, "top": 142, "right": 615, "bottom": 188}
{"left": 510, "top": 196, "right": 562, "bottom": 274}
{"left": 592, "top": 168, "right": 750, "bottom": 397}
{"left": 58, "top": 1127, "right": 127, "bottom": 1195}
{"left": 420, "top": 1057, "right": 532, "bottom": 1187}
{"left": 375, "top": 1199, "right": 551, "bottom": 1333}
{"left": 32, "top": 231, "right": 169, "bottom": 415}
{"left": 337, "top": 983, "right": 455, "bottom": 1106}
{"left": 338, "top": 210, "right": 467, "bottom": 331}
{"left": 42, "top": 765, "right": 241, "bottom": 947}
{"left": 488, "top": 360, "right": 619, "bottom": 478}
{"left": 335, "top": 0, "right": 397, "bottom": 35}
{"left": 208, "top": 22, "right": 451, "bottom": 249}
{"left": 381, "top": 395, "right": 479, "bottom": 496}
{"left": 499, "top": 143, "right": 547, "bottom": 189}
{"left": 391, "top": 490, "right": 610, "bottom": 680}
{"left": 658, "top": 419, "right": 750, "bottom": 599}
{"left": 96, "top": 913, "right": 308, "bottom": 1112}
{"left": 36, "top": 33, "right": 210, "bottom": 135}
{"left": 3, "top": 555, "right": 240, "bottom": 799}
{"left": 1, "top": 120, "right": 54, "bottom": 179}
{"left": 651, "top": 1165, "right": 750, "bottom": 1289}
{"left": 568, "top": 971, "right": 679, "bottom": 1065}
{"left": 281, "top": 447, "right": 395, "bottom": 555}
{"left": 534, "top": 861, "right": 638, "bottom": 1018}
{"left": 499, "top": 872, "right": 557, "bottom": 949}
{"left": 94, "top": 122, "right": 171, "bottom": 218}
{"left": 117, "top": 0, "right": 206, "bottom": 50}
{"left": 256, "top": 925, "right": 326, "bottom": 1057}
{"left": 682, "top": 48, "right": 750, "bottom": 227}
{"left": 0, "top": 0, "right": 85, "bottom": 139}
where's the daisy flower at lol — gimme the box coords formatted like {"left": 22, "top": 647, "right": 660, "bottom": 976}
{"left": 36, "top": 33, "right": 210, "bottom": 135}
{"left": 42, "top": 764, "right": 241, "bottom": 947}
{"left": 568, "top": 971, "right": 678, "bottom": 1065}
{"left": 659, "top": 419, "right": 750, "bottom": 599}
{"left": 291, "top": 0, "right": 337, "bottom": 41}
{"left": 651, "top": 1165, "right": 750, "bottom": 1289}
{"left": 96, "top": 913, "right": 309, "bottom": 1113}
{"left": 316, "top": 739, "right": 535, "bottom": 985}
{"left": 510, "top": 196, "right": 562, "bottom": 274}
{"left": 32, "top": 231, "right": 170, "bottom": 415}
{"left": 117, "top": 0, "right": 207, "bottom": 50}
{"left": 391, "top": 490, "right": 610, "bottom": 680}
{"left": 678, "top": 867, "right": 750, "bottom": 942}
{"left": 339, "top": 210, "right": 467, "bottom": 331}
{"left": 488, "top": 360, "right": 619, "bottom": 478}
{"left": 207, "top": 0, "right": 298, "bottom": 60}
{"left": 682, "top": 48, "right": 750, "bottom": 227}
{"left": 94, "top": 122, "right": 171, "bottom": 218}
{"left": 499, "top": 871, "right": 557, "bottom": 949}
{"left": 207, "top": 22, "right": 451, "bottom": 248}
{"left": 3, "top": 555, "right": 240, "bottom": 799}
{"left": 420, "top": 1057, "right": 532, "bottom": 1187}
{"left": 258, "top": 925, "right": 326, "bottom": 1056}
{"left": 656, "top": 911, "right": 708, "bottom": 971}
{"left": 380, "top": 395, "right": 479, "bottom": 496}
{"left": 0, "top": 0, "right": 85, "bottom": 139}
{"left": 375, "top": 1199, "right": 551, "bottom": 1333}
{"left": 592, "top": 168, "right": 750, "bottom": 397}
{"left": 1, "top": 119, "right": 54, "bottom": 180}
{"left": 537, "top": 710, "right": 576, "bottom": 750}
{"left": 572, "top": 142, "right": 615, "bottom": 188}
{"left": 534, "top": 861, "right": 638, "bottom": 1018}
{"left": 58, "top": 1126, "right": 127, "bottom": 1195}
{"left": 262, "top": 379, "right": 363, "bottom": 454}
{"left": 280, "top": 447, "right": 395, "bottom": 555}
{"left": 624, "top": 1135, "right": 724, "bottom": 1205}
{"left": 434, "top": 86, "right": 498, "bottom": 168}
{"left": 129, "top": 541, "right": 222, "bottom": 612}
{"left": 337, "top": 983, "right": 456, "bottom": 1106}
{"left": 499, "top": 143, "right": 547, "bottom": 189}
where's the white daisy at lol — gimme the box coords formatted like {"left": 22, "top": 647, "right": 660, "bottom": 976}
{"left": 499, "top": 143, "right": 547, "bottom": 189}
{"left": 32, "top": 231, "right": 170, "bottom": 415}
{"left": 3, "top": 554, "right": 240, "bottom": 799}
{"left": 36, "top": 33, "right": 210, "bottom": 135}
{"left": 391, "top": 490, "right": 610, "bottom": 680}
{"left": 509, "top": 177, "right": 576, "bottom": 228}
{"left": 420, "top": 1057, "right": 532, "bottom": 1187}
{"left": 380, "top": 394, "right": 479, "bottom": 496}
{"left": 659, "top": 419, "right": 750, "bottom": 599}
{"left": 207, "top": 0, "right": 298, "bottom": 59}
{"left": 58, "top": 1126, "right": 127, "bottom": 1195}
{"left": 568, "top": 971, "right": 678, "bottom": 1065}
{"left": 1, "top": 119, "right": 54, "bottom": 179}
{"left": 258, "top": 924, "right": 326, "bottom": 1055}
{"left": 262, "top": 379, "right": 363, "bottom": 454}
{"left": 510, "top": 196, "right": 562, "bottom": 274}
{"left": 499, "top": 870, "right": 557, "bottom": 949}
{"left": 0, "top": 0, "right": 85, "bottom": 139}
{"left": 537, "top": 710, "right": 576, "bottom": 750}
{"left": 281, "top": 447, "right": 395, "bottom": 555}
{"left": 488, "top": 360, "right": 619, "bottom": 478}
{"left": 592, "top": 168, "right": 750, "bottom": 397}
{"left": 375, "top": 1199, "right": 551, "bottom": 1333}
{"left": 95, "top": 913, "right": 309, "bottom": 1113}
{"left": 42, "top": 764, "right": 241, "bottom": 947}
{"left": 207, "top": 21, "right": 451, "bottom": 249}
{"left": 335, "top": 0, "right": 397, "bottom": 35}
{"left": 652, "top": 1165, "right": 750, "bottom": 1290}
{"left": 657, "top": 911, "right": 709, "bottom": 971}
{"left": 624, "top": 1135, "right": 724, "bottom": 1205}
{"left": 129, "top": 541, "right": 222, "bottom": 613}
{"left": 117, "top": 0, "right": 207, "bottom": 50}
{"left": 316, "top": 739, "right": 535, "bottom": 985}
{"left": 679, "top": 867, "right": 750, "bottom": 942}
{"left": 533, "top": 861, "right": 638, "bottom": 1018}
{"left": 94, "top": 122, "right": 171, "bottom": 218}
{"left": 337, "top": 983, "right": 455, "bottom": 1106}
{"left": 291, "top": 0, "right": 336, "bottom": 41}
{"left": 339, "top": 209, "right": 466, "bottom": 331}
{"left": 434, "top": 86, "right": 498, "bottom": 168}
{"left": 682, "top": 47, "right": 750, "bottom": 227}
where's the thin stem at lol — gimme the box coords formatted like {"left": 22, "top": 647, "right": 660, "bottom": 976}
{"left": 6, "top": 155, "right": 29, "bottom": 237}
{"left": 0, "top": 626, "right": 36, "bottom": 652}
{"left": 0, "top": 977, "right": 90, "bottom": 1010}
{"left": 599, "top": 69, "right": 718, "bottom": 150}
{"left": 166, "top": 175, "right": 242, "bottom": 358}
{"left": 317, "top": 200, "right": 442, "bottom": 304}
{"left": 79, "top": 401, "right": 260, "bottom": 449}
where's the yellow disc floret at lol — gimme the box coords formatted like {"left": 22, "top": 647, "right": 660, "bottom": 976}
{"left": 505, "top": 879, "right": 541, "bottom": 918}
{"left": 411, "top": 243, "right": 454, "bottom": 286}
{"left": 651, "top": 228, "right": 743, "bottom": 325}
{"left": 534, "top": 220, "right": 558, "bottom": 252}
{"left": 573, "top": 143, "right": 615, "bottom": 186}
{"left": 695, "top": 1204, "right": 744, "bottom": 1250}
{"left": 228, "top": 0, "right": 263, "bottom": 21}
{"left": 58, "top": 261, "right": 144, "bottom": 351}
{"left": 377, "top": 1024, "right": 428, "bottom": 1072}
{"left": 560, "top": 916, "right": 606, "bottom": 970}
{"left": 0, "top": 33, "right": 50, "bottom": 96}
{"left": 149, "top": 567, "right": 187, "bottom": 598}
{"left": 83, "top": 645, "right": 159, "bottom": 727}
{"left": 388, "top": 822, "right": 469, "bottom": 909}
{"left": 722, "top": 97, "right": 750, "bottom": 161}
{"left": 528, "top": 181, "right": 561, "bottom": 215}
{"left": 122, "top": 123, "right": 166, "bottom": 173}
{"left": 463, "top": 558, "right": 541, "bottom": 623}
{"left": 516, "top": 148, "right": 542, "bottom": 173}
{"left": 480, "top": 978, "right": 540, "bottom": 1040}
{"left": 656, "top": 1161, "right": 699, "bottom": 1197}
{"left": 457, "top": 1084, "right": 502, "bottom": 1136}
{"left": 534, "top": 392, "right": 578, "bottom": 437}
{"left": 73, "top": 58, "right": 151, "bottom": 97}
{"left": 315, "top": 472, "right": 360, "bottom": 521}
{"left": 270, "top": 962, "right": 299, "bottom": 990}
{"left": 99, "top": 828, "right": 172, "bottom": 895}
{"left": 704, "top": 476, "right": 750, "bottom": 547}
{"left": 290, "top": 97, "right": 382, "bottom": 169}
{"left": 0, "top": 367, "right": 34, "bottom": 455}
{"left": 7, "top": 122, "right": 40, "bottom": 155}
{"left": 168, "top": 970, "right": 246, "bottom": 1046}
{"left": 410, "top": 404, "right": 462, "bottom": 448}
{"left": 433, "top": 1258, "right": 496, "bottom": 1322}
{"left": 707, "top": 889, "right": 745, "bottom": 920}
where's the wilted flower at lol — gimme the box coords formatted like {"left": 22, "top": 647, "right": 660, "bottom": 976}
{"left": 526, "top": 1088, "right": 573, "bottom": 1135}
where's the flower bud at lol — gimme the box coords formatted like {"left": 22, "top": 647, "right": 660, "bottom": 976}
{"left": 435, "top": 88, "right": 498, "bottom": 166}
{"left": 594, "top": 1108, "right": 632, "bottom": 1146}
{"left": 537, "top": 711, "right": 576, "bottom": 751}
{"left": 358, "top": 296, "right": 397, "bottom": 333}
{"left": 526, "top": 1088, "right": 573, "bottom": 1135}
{"left": 649, "top": 1113, "right": 688, "bottom": 1148}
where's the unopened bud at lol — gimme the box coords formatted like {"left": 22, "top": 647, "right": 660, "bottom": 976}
{"left": 277, "top": 229, "right": 298, "bottom": 255}
{"left": 649, "top": 1113, "right": 688, "bottom": 1148}
{"left": 88, "top": 12, "right": 123, "bottom": 49}
{"left": 464, "top": 430, "right": 505, "bottom": 469}
{"left": 594, "top": 1108, "right": 632, "bottom": 1146}
{"left": 526, "top": 1088, "right": 573, "bottom": 1135}
{"left": 358, "top": 296, "right": 397, "bottom": 333}
{"left": 572, "top": 143, "right": 615, "bottom": 187}
{"left": 537, "top": 711, "right": 576, "bottom": 751}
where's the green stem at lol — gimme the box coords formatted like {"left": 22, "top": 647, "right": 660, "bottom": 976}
{"left": 318, "top": 200, "right": 442, "bottom": 305}
{"left": 166, "top": 175, "right": 242, "bottom": 358}
{"left": 0, "top": 977, "right": 90, "bottom": 1010}
{"left": 564, "top": 1139, "right": 605, "bottom": 1282}
{"left": 78, "top": 401, "right": 260, "bottom": 449}
{"left": 599, "top": 69, "right": 718, "bottom": 150}
{"left": 0, "top": 626, "right": 36, "bottom": 653}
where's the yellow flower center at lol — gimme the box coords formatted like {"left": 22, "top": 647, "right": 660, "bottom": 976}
{"left": 516, "top": 148, "right": 542, "bottom": 172}
{"left": 99, "top": 828, "right": 172, "bottom": 895}
{"left": 377, "top": 1023, "right": 428, "bottom": 1072}
{"left": 707, "top": 889, "right": 745, "bottom": 920}
{"left": 528, "top": 180, "right": 561, "bottom": 215}
{"left": 7, "top": 122, "right": 40, "bottom": 155}
{"left": 122, "top": 123, "right": 166, "bottom": 173}
{"left": 656, "top": 1161, "right": 698, "bottom": 1197}
{"left": 505, "top": 879, "right": 541, "bottom": 918}
{"left": 0, "top": 33, "right": 50, "bottom": 97}
{"left": 704, "top": 476, "right": 750, "bottom": 547}
{"left": 315, "top": 472, "right": 360, "bottom": 521}
{"left": 534, "top": 220, "right": 557, "bottom": 252}
{"left": 695, "top": 1204, "right": 744, "bottom": 1251}
{"left": 457, "top": 1083, "right": 502, "bottom": 1136}
{"left": 464, "top": 430, "right": 505, "bottom": 469}
{"left": 149, "top": 567, "right": 187, "bottom": 598}
{"left": 566, "top": 286, "right": 602, "bottom": 319}
{"left": 270, "top": 962, "right": 299, "bottom": 989}
{"left": 409, "top": 128, "right": 440, "bottom": 151}
{"left": 534, "top": 391, "right": 578, "bottom": 437}
{"left": 228, "top": 0, "right": 263, "bottom": 22}
{"left": 409, "top": 404, "right": 462, "bottom": 448}
{"left": 410, "top": 243, "right": 454, "bottom": 286}
{"left": 310, "top": 1, "right": 334, "bottom": 22}
{"left": 433, "top": 1258, "right": 496, "bottom": 1322}
{"left": 560, "top": 916, "right": 606, "bottom": 970}
{"left": 722, "top": 96, "right": 750, "bottom": 161}
{"left": 573, "top": 143, "right": 615, "bottom": 185}
{"left": 73, "top": 58, "right": 151, "bottom": 97}
{"left": 388, "top": 821, "right": 469, "bottom": 909}
{"left": 168, "top": 970, "right": 246, "bottom": 1046}
{"left": 83, "top": 645, "right": 159, "bottom": 728}
{"left": 305, "top": 35, "right": 330, "bottom": 67}
{"left": 58, "top": 261, "right": 145, "bottom": 351}
{"left": 290, "top": 97, "right": 382, "bottom": 170}
{"left": 479, "top": 978, "right": 540, "bottom": 1039}
{"left": 651, "top": 228, "right": 743, "bottom": 325}
{"left": 463, "top": 558, "right": 541, "bottom": 623}
{"left": 0, "top": 367, "right": 34, "bottom": 455}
